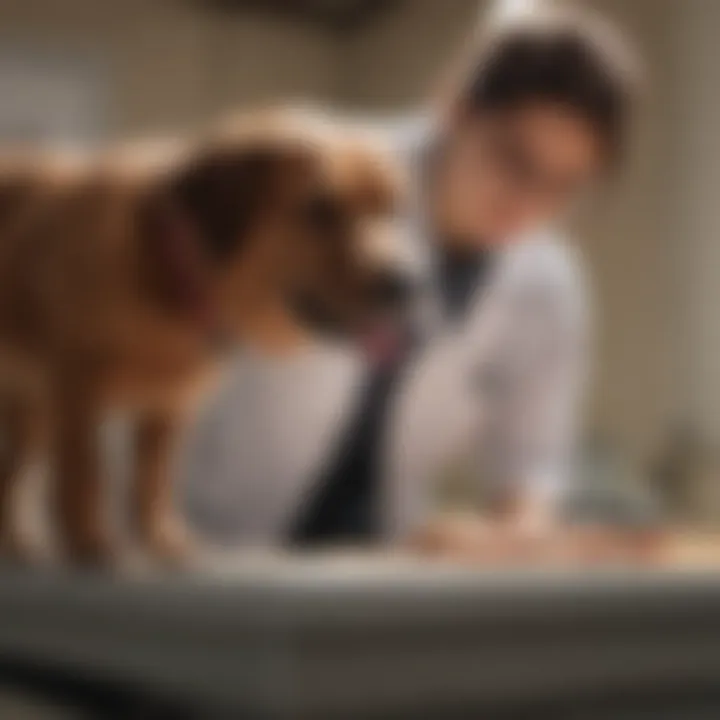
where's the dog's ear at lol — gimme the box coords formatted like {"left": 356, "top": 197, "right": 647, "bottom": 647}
{"left": 167, "top": 143, "right": 301, "bottom": 261}
{"left": 140, "top": 140, "right": 311, "bottom": 323}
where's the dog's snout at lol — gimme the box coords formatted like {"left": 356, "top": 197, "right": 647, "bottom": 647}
{"left": 371, "top": 269, "right": 416, "bottom": 310}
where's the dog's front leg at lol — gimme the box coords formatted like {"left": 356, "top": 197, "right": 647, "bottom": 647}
{"left": 0, "top": 394, "right": 45, "bottom": 561}
{"left": 132, "top": 412, "right": 192, "bottom": 564}
{"left": 51, "top": 369, "right": 112, "bottom": 567}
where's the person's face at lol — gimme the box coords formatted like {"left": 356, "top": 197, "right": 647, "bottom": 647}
{"left": 435, "top": 101, "right": 607, "bottom": 244}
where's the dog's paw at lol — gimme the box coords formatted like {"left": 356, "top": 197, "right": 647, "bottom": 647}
{"left": 63, "top": 529, "right": 118, "bottom": 570}
{"left": 140, "top": 517, "right": 198, "bottom": 568}
{"left": 0, "top": 528, "right": 43, "bottom": 567}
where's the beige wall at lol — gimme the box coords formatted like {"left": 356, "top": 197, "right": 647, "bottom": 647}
{"left": 0, "top": 0, "right": 701, "bottom": 465}
{"left": 0, "top": 0, "right": 338, "bottom": 136}
{"left": 579, "top": 0, "right": 678, "bottom": 462}
{"left": 665, "top": 0, "right": 720, "bottom": 443}
{"left": 578, "top": 0, "right": 720, "bottom": 460}
{"left": 339, "top": 0, "right": 484, "bottom": 110}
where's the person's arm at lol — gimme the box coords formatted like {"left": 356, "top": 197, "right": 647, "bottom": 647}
{"left": 393, "top": 238, "right": 590, "bottom": 558}
{"left": 470, "top": 237, "right": 590, "bottom": 528}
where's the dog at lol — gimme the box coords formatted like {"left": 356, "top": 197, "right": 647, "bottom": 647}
{"left": 0, "top": 109, "right": 412, "bottom": 566}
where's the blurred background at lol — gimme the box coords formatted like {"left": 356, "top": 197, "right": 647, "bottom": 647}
{"left": 1, "top": 0, "right": 718, "bottom": 519}
{"left": 3, "top": 1, "right": 720, "bottom": 716}
{"left": 3, "top": 0, "right": 707, "bottom": 518}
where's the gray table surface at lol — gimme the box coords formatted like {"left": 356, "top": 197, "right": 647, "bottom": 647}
{"left": 2, "top": 552, "right": 720, "bottom": 718}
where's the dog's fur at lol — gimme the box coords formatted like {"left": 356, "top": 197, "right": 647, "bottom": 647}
{"left": 0, "top": 110, "right": 404, "bottom": 565}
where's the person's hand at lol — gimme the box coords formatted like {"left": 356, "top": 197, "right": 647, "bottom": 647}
{"left": 409, "top": 510, "right": 667, "bottom": 567}
{"left": 409, "top": 510, "right": 565, "bottom": 565}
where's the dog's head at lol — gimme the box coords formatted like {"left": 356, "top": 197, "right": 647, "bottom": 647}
{"left": 143, "top": 110, "right": 415, "bottom": 349}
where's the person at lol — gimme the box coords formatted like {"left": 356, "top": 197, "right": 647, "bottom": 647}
{"left": 180, "top": 7, "right": 641, "bottom": 554}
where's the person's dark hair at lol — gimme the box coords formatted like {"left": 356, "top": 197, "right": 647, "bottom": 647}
{"left": 443, "top": 8, "right": 642, "bottom": 164}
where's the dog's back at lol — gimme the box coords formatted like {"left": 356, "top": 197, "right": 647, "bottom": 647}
{"left": 0, "top": 149, "right": 152, "bottom": 398}
{"left": 0, "top": 153, "right": 77, "bottom": 348}
{"left": 0, "top": 156, "right": 57, "bottom": 381}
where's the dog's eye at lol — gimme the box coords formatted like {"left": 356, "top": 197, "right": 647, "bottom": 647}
{"left": 300, "top": 195, "right": 346, "bottom": 235}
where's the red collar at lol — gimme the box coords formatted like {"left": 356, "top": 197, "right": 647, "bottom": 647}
{"left": 148, "top": 202, "right": 226, "bottom": 345}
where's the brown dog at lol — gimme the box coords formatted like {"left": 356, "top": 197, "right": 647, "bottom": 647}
{"left": 0, "top": 110, "right": 410, "bottom": 566}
